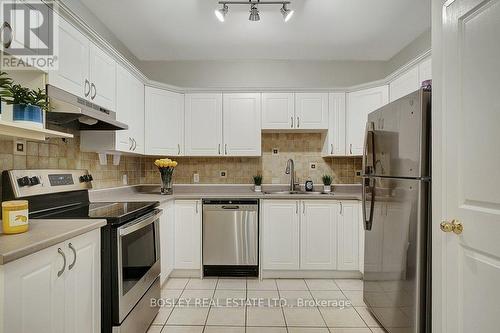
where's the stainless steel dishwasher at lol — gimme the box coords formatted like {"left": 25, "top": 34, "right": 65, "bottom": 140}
{"left": 202, "top": 199, "right": 259, "bottom": 277}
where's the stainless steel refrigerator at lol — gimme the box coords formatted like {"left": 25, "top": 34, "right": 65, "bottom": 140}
{"left": 362, "top": 88, "right": 431, "bottom": 333}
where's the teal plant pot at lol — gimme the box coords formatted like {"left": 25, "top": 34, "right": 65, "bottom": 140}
{"left": 13, "top": 104, "right": 43, "bottom": 128}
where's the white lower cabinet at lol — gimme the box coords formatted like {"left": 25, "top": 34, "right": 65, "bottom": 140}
{"left": 262, "top": 199, "right": 361, "bottom": 272}
{"left": 300, "top": 201, "right": 339, "bottom": 270}
{"left": 262, "top": 200, "right": 300, "bottom": 270}
{"left": 0, "top": 229, "right": 100, "bottom": 333}
{"left": 160, "top": 201, "right": 175, "bottom": 284}
{"left": 174, "top": 200, "right": 202, "bottom": 270}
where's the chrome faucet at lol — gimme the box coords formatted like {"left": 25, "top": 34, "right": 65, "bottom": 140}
{"left": 285, "top": 159, "right": 298, "bottom": 192}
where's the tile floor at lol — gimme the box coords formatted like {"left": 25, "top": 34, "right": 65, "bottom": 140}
{"left": 148, "top": 278, "right": 388, "bottom": 333}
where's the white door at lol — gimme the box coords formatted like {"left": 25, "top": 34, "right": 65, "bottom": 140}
{"left": 89, "top": 43, "right": 116, "bottom": 110}
{"left": 145, "top": 87, "right": 184, "bottom": 156}
{"left": 174, "top": 200, "right": 201, "bottom": 269}
{"left": 3, "top": 242, "right": 65, "bottom": 333}
{"left": 160, "top": 201, "right": 175, "bottom": 284}
{"left": 337, "top": 201, "right": 360, "bottom": 271}
{"left": 223, "top": 93, "right": 262, "bottom": 156}
{"left": 300, "top": 200, "right": 338, "bottom": 270}
{"left": 64, "top": 230, "right": 100, "bottom": 333}
{"left": 347, "top": 86, "right": 388, "bottom": 155}
{"left": 261, "top": 93, "right": 295, "bottom": 129}
{"left": 324, "top": 93, "right": 346, "bottom": 156}
{"left": 129, "top": 75, "right": 145, "bottom": 154}
{"left": 185, "top": 93, "right": 223, "bottom": 156}
{"left": 48, "top": 17, "right": 89, "bottom": 99}
{"left": 262, "top": 200, "right": 300, "bottom": 270}
{"left": 115, "top": 64, "right": 134, "bottom": 152}
{"left": 294, "top": 93, "right": 329, "bottom": 129}
{"left": 436, "top": 0, "right": 500, "bottom": 332}
{"left": 389, "top": 66, "right": 420, "bottom": 102}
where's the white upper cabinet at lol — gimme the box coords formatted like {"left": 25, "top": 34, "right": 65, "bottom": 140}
{"left": 294, "top": 93, "right": 329, "bottom": 130}
{"left": 261, "top": 93, "right": 295, "bottom": 130}
{"left": 323, "top": 93, "right": 346, "bottom": 156}
{"left": 129, "top": 74, "right": 145, "bottom": 154}
{"left": 89, "top": 44, "right": 116, "bottom": 110}
{"left": 300, "top": 200, "right": 338, "bottom": 270}
{"left": 418, "top": 57, "right": 432, "bottom": 83}
{"left": 48, "top": 17, "right": 89, "bottom": 99}
{"left": 145, "top": 87, "right": 184, "bottom": 156}
{"left": 185, "top": 93, "right": 223, "bottom": 156}
{"left": 347, "top": 85, "right": 388, "bottom": 156}
{"left": 223, "top": 93, "right": 262, "bottom": 156}
{"left": 262, "top": 200, "right": 300, "bottom": 270}
{"left": 337, "top": 201, "right": 360, "bottom": 271}
{"left": 389, "top": 66, "right": 420, "bottom": 102}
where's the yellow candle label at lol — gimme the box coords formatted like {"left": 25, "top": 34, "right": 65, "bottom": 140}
{"left": 7, "top": 209, "right": 29, "bottom": 227}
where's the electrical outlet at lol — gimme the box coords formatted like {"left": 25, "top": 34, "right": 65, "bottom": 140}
{"left": 13, "top": 139, "right": 26, "bottom": 156}
{"left": 193, "top": 173, "right": 200, "bottom": 183}
{"left": 220, "top": 170, "right": 227, "bottom": 178}
{"left": 309, "top": 162, "right": 317, "bottom": 170}
{"left": 122, "top": 174, "right": 128, "bottom": 185}
{"left": 272, "top": 148, "right": 279, "bottom": 156}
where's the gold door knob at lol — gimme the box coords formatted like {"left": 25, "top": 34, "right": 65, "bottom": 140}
{"left": 440, "top": 220, "right": 463, "bottom": 235}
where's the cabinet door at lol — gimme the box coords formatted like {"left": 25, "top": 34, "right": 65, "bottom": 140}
{"left": 185, "top": 94, "right": 223, "bottom": 156}
{"left": 115, "top": 64, "right": 134, "bottom": 152}
{"left": 324, "top": 93, "right": 346, "bottom": 156}
{"left": 347, "top": 86, "right": 388, "bottom": 155}
{"left": 48, "top": 16, "right": 89, "bottom": 99}
{"left": 174, "top": 200, "right": 201, "bottom": 269}
{"left": 261, "top": 93, "right": 295, "bottom": 129}
{"left": 89, "top": 43, "right": 116, "bottom": 110}
{"left": 337, "top": 201, "right": 360, "bottom": 271}
{"left": 64, "top": 229, "right": 101, "bottom": 333}
{"left": 418, "top": 57, "right": 432, "bottom": 83}
{"left": 3, "top": 242, "right": 65, "bottom": 333}
{"left": 223, "top": 93, "right": 262, "bottom": 156}
{"left": 294, "top": 93, "right": 329, "bottom": 129}
{"left": 300, "top": 200, "right": 338, "bottom": 270}
{"left": 389, "top": 66, "right": 420, "bottom": 102}
{"left": 160, "top": 201, "right": 175, "bottom": 284}
{"left": 129, "top": 75, "right": 145, "bottom": 154}
{"left": 262, "top": 200, "right": 300, "bottom": 270}
{"left": 145, "top": 87, "right": 184, "bottom": 156}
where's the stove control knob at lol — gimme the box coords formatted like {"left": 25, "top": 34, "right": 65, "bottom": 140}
{"left": 17, "top": 176, "right": 31, "bottom": 187}
{"left": 29, "top": 176, "right": 40, "bottom": 186}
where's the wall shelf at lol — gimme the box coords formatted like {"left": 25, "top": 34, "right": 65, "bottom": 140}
{"left": 0, "top": 120, "right": 73, "bottom": 141}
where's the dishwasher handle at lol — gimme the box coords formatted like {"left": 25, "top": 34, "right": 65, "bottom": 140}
{"left": 221, "top": 205, "right": 240, "bottom": 210}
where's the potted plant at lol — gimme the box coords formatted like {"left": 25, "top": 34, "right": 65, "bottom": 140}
{"left": 154, "top": 158, "right": 178, "bottom": 195}
{"left": 0, "top": 83, "right": 49, "bottom": 128}
{"left": 0, "top": 72, "right": 13, "bottom": 120}
{"left": 253, "top": 175, "right": 263, "bottom": 192}
{"left": 322, "top": 175, "right": 333, "bottom": 193}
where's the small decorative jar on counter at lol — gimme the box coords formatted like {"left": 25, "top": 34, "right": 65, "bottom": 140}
{"left": 2, "top": 200, "right": 29, "bottom": 234}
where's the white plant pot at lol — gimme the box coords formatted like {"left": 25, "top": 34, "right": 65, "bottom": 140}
{"left": 254, "top": 185, "right": 262, "bottom": 192}
{"left": 323, "top": 185, "right": 331, "bottom": 193}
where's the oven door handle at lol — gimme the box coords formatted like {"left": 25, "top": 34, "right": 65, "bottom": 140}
{"left": 119, "top": 210, "right": 162, "bottom": 236}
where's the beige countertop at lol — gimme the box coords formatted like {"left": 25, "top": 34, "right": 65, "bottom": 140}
{"left": 0, "top": 219, "right": 106, "bottom": 265}
{"left": 90, "top": 184, "right": 362, "bottom": 204}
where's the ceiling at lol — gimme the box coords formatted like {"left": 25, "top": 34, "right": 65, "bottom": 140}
{"left": 79, "top": 0, "right": 431, "bottom": 61}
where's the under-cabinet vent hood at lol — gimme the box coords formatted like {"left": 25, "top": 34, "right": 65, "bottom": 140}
{"left": 46, "top": 85, "right": 128, "bottom": 131}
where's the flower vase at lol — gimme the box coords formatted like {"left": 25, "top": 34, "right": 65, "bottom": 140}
{"left": 159, "top": 168, "right": 174, "bottom": 195}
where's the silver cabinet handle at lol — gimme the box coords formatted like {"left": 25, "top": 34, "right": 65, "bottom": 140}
{"left": 178, "top": 144, "right": 181, "bottom": 155}
{"left": 302, "top": 201, "right": 305, "bottom": 215}
{"left": 129, "top": 137, "right": 132, "bottom": 150}
{"left": 84, "top": 79, "right": 90, "bottom": 97}
{"left": 291, "top": 116, "right": 294, "bottom": 128}
{"left": 133, "top": 138, "right": 137, "bottom": 151}
{"left": 340, "top": 202, "right": 343, "bottom": 215}
{"left": 218, "top": 144, "right": 221, "bottom": 155}
{"left": 196, "top": 201, "right": 199, "bottom": 214}
{"left": 57, "top": 248, "right": 66, "bottom": 277}
{"left": 68, "top": 243, "right": 76, "bottom": 270}
{"left": 297, "top": 117, "right": 300, "bottom": 128}
{"left": 296, "top": 201, "right": 298, "bottom": 214}
{"left": 330, "top": 144, "right": 333, "bottom": 155}
{"left": 225, "top": 144, "right": 228, "bottom": 155}
{"left": 350, "top": 144, "right": 353, "bottom": 155}
{"left": 90, "top": 83, "right": 96, "bottom": 100}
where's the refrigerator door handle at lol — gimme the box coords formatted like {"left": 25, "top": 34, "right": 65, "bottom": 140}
{"left": 362, "top": 121, "right": 376, "bottom": 176}
{"left": 362, "top": 177, "right": 375, "bottom": 231}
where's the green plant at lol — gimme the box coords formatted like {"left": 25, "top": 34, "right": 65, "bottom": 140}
{"left": 0, "top": 80, "right": 51, "bottom": 112}
{"left": 0, "top": 72, "right": 12, "bottom": 90}
{"left": 322, "top": 175, "right": 332, "bottom": 186}
{"left": 253, "top": 175, "right": 263, "bottom": 186}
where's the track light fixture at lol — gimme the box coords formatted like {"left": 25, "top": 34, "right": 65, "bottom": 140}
{"left": 215, "top": 1, "right": 294, "bottom": 22}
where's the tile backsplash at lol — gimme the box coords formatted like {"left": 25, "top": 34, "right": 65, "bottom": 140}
{"left": 0, "top": 133, "right": 361, "bottom": 191}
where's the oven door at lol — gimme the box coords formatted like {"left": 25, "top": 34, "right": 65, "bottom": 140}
{"left": 116, "top": 209, "right": 161, "bottom": 323}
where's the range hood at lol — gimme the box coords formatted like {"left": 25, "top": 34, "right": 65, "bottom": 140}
{"left": 46, "top": 85, "right": 128, "bottom": 131}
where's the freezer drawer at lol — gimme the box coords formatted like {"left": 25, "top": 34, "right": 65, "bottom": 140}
{"left": 203, "top": 200, "right": 258, "bottom": 266}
